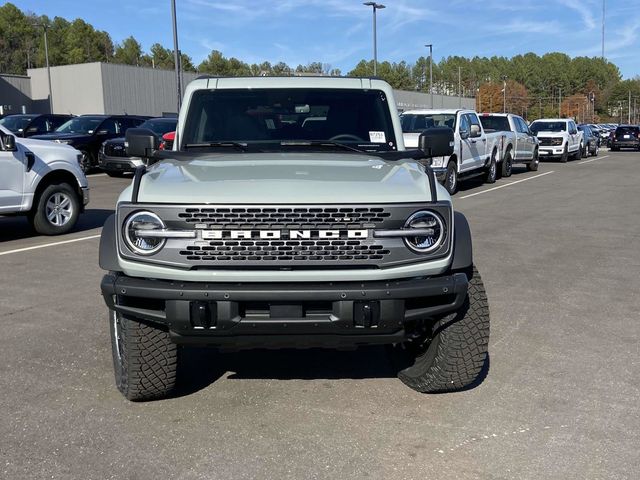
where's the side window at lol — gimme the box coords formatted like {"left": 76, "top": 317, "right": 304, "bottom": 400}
{"left": 98, "top": 119, "right": 118, "bottom": 135}
{"left": 459, "top": 114, "right": 470, "bottom": 134}
{"left": 467, "top": 113, "right": 481, "bottom": 136}
{"left": 26, "top": 117, "right": 47, "bottom": 134}
{"left": 516, "top": 117, "right": 528, "bottom": 134}
{"left": 569, "top": 121, "right": 577, "bottom": 134}
{"left": 50, "top": 117, "right": 69, "bottom": 131}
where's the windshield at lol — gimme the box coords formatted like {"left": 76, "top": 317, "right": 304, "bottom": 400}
{"left": 0, "top": 115, "right": 35, "bottom": 132}
{"left": 140, "top": 119, "right": 177, "bottom": 136}
{"left": 55, "top": 117, "right": 104, "bottom": 135}
{"left": 400, "top": 113, "right": 456, "bottom": 133}
{"left": 181, "top": 88, "right": 397, "bottom": 151}
{"left": 530, "top": 121, "right": 567, "bottom": 134}
{"left": 479, "top": 115, "right": 510, "bottom": 132}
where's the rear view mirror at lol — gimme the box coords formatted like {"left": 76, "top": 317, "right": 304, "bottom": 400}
{"left": 418, "top": 127, "right": 454, "bottom": 158}
{"left": 126, "top": 128, "right": 160, "bottom": 158}
{"left": 1, "top": 134, "right": 17, "bottom": 152}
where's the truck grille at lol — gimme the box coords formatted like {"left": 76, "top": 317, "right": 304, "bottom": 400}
{"left": 538, "top": 138, "right": 554, "bottom": 146}
{"left": 177, "top": 207, "right": 391, "bottom": 228}
{"left": 117, "top": 203, "right": 453, "bottom": 269}
{"left": 181, "top": 239, "right": 390, "bottom": 262}
{"left": 105, "top": 143, "right": 128, "bottom": 157}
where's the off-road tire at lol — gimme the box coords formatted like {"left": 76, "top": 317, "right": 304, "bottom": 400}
{"left": 445, "top": 161, "right": 458, "bottom": 195}
{"left": 560, "top": 145, "right": 569, "bottom": 163}
{"left": 394, "top": 266, "right": 490, "bottom": 393}
{"left": 527, "top": 149, "right": 539, "bottom": 171}
{"left": 110, "top": 310, "right": 179, "bottom": 401}
{"left": 581, "top": 142, "right": 588, "bottom": 158}
{"left": 501, "top": 149, "right": 513, "bottom": 178}
{"left": 29, "top": 182, "right": 80, "bottom": 235}
{"left": 483, "top": 151, "right": 497, "bottom": 184}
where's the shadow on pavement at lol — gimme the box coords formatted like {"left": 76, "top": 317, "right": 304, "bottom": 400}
{"left": 174, "top": 346, "right": 397, "bottom": 397}
{"left": 0, "top": 208, "right": 113, "bottom": 242}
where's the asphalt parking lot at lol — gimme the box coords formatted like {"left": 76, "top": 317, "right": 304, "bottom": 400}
{"left": 1, "top": 150, "right": 639, "bottom": 480}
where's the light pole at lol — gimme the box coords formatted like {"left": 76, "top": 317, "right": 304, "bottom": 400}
{"left": 425, "top": 44, "right": 433, "bottom": 108}
{"left": 501, "top": 76, "right": 507, "bottom": 113}
{"left": 33, "top": 23, "right": 53, "bottom": 113}
{"left": 171, "top": 0, "right": 182, "bottom": 112}
{"left": 363, "top": 2, "right": 385, "bottom": 76}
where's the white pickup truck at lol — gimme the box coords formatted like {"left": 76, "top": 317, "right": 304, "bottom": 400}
{"left": 0, "top": 125, "right": 89, "bottom": 234}
{"left": 478, "top": 113, "right": 540, "bottom": 175}
{"left": 529, "top": 118, "right": 583, "bottom": 162}
{"left": 401, "top": 109, "right": 507, "bottom": 194}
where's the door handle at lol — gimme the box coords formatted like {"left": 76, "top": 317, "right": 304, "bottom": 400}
{"left": 470, "top": 139, "right": 477, "bottom": 144}
{"left": 481, "top": 138, "right": 487, "bottom": 142}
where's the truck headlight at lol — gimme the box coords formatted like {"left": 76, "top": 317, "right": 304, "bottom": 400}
{"left": 403, "top": 210, "right": 445, "bottom": 253}
{"left": 123, "top": 211, "right": 166, "bottom": 255}
{"left": 431, "top": 157, "right": 446, "bottom": 168}
{"left": 552, "top": 138, "right": 563, "bottom": 146}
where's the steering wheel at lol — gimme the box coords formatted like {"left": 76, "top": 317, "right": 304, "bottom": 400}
{"left": 329, "top": 134, "right": 364, "bottom": 142}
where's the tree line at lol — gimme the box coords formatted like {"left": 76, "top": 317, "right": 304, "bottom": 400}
{"left": 1, "top": 2, "right": 637, "bottom": 121}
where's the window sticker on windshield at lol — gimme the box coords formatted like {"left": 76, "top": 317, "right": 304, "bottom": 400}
{"left": 369, "top": 131, "right": 386, "bottom": 143}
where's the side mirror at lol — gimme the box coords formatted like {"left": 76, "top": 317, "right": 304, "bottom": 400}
{"left": 126, "top": 128, "right": 160, "bottom": 158}
{"left": 1, "top": 134, "right": 17, "bottom": 152}
{"left": 470, "top": 124, "right": 481, "bottom": 138}
{"left": 459, "top": 127, "right": 469, "bottom": 140}
{"left": 418, "top": 127, "right": 454, "bottom": 158}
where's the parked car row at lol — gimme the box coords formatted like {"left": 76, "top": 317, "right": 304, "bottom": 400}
{"left": 400, "top": 109, "right": 640, "bottom": 194}
{"left": 0, "top": 113, "right": 178, "bottom": 175}
{"left": 401, "top": 109, "right": 539, "bottom": 194}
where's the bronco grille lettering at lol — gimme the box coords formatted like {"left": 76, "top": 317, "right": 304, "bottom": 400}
{"left": 201, "top": 229, "right": 368, "bottom": 240}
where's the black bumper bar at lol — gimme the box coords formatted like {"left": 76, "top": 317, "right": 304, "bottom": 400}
{"left": 101, "top": 273, "right": 468, "bottom": 348}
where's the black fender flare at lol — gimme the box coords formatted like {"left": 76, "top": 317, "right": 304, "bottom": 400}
{"left": 99, "top": 214, "right": 121, "bottom": 271}
{"left": 451, "top": 211, "right": 473, "bottom": 270}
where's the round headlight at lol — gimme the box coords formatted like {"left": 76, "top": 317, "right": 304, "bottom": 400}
{"left": 124, "top": 211, "right": 166, "bottom": 255}
{"left": 403, "top": 210, "right": 445, "bottom": 253}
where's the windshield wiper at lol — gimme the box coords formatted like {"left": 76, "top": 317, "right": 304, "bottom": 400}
{"left": 280, "top": 140, "right": 367, "bottom": 154}
{"left": 184, "top": 142, "right": 248, "bottom": 152}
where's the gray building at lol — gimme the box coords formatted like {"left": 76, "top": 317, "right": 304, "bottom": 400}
{"left": 27, "top": 62, "right": 198, "bottom": 116}
{"left": 0, "top": 74, "right": 34, "bottom": 116}
{"left": 18, "top": 62, "right": 474, "bottom": 117}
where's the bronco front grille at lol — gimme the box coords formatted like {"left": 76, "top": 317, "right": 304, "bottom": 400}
{"left": 181, "top": 239, "right": 390, "bottom": 262}
{"left": 105, "top": 144, "right": 128, "bottom": 157}
{"left": 177, "top": 207, "right": 391, "bottom": 228}
{"left": 117, "top": 203, "right": 453, "bottom": 269}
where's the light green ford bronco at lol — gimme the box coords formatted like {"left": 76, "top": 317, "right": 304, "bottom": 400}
{"left": 99, "top": 76, "right": 490, "bottom": 401}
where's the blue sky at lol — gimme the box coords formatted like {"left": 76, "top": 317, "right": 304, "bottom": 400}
{"left": 14, "top": 0, "right": 640, "bottom": 78}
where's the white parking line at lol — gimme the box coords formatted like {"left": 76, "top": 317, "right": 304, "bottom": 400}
{"left": 88, "top": 173, "right": 108, "bottom": 177}
{"left": 0, "top": 234, "right": 101, "bottom": 257}
{"left": 459, "top": 171, "right": 555, "bottom": 199}
{"left": 578, "top": 155, "right": 610, "bottom": 165}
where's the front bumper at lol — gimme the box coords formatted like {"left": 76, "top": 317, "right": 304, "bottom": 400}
{"left": 538, "top": 146, "right": 564, "bottom": 157}
{"left": 81, "top": 186, "right": 90, "bottom": 206}
{"left": 611, "top": 140, "right": 639, "bottom": 149}
{"left": 98, "top": 153, "right": 144, "bottom": 172}
{"left": 101, "top": 272, "right": 468, "bottom": 348}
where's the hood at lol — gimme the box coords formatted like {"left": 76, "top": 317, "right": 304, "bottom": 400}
{"left": 534, "top": 131, "right": 567, "bottom": 138}
{"left": 31, "top": 132, "right": 91, "bottom": 142}
{"left": 104, "top": 137, "right": 125, "bottom": 145}
{"left": 129, "top": 152, "right": 442, "bottom": 204}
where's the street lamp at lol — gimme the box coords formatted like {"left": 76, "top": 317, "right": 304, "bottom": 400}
{"left": 363, "top": 2, "right": 385, "bottom": 76}
{"left": 425, "top": 44, "right": 433, "bottom": 108}
{"left": 33, "top": 23, "right": 53, "bottom": 113}
{"left": 501, "top": 75, "right": 507, "bottom": 113}
{"left": 171, "top": 0, "right": 182, "bottom": 112}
